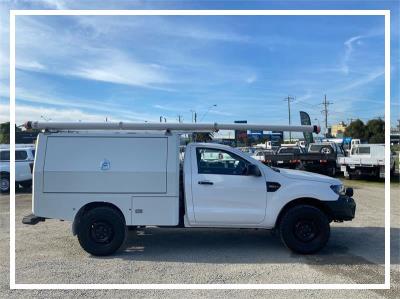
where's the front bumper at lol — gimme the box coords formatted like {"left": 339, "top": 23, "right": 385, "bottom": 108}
{"left": 325, "top": 195, "right": 356, "bottom": 221}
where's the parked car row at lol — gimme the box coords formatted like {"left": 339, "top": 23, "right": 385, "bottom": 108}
{"left": 244, "top": 141, "right": 395, "bottom": 179}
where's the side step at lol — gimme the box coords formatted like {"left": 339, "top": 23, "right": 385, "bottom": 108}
{"left": 22, "top": 213, "right": 45, "bottom": 225}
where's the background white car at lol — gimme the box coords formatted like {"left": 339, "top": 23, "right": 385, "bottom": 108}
{"left": 0, "top": 144, "right": 35, "bottom": 193}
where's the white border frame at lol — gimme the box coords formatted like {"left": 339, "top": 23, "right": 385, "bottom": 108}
{"left": 9, "top": 9, "right": 391, "bottom": 290}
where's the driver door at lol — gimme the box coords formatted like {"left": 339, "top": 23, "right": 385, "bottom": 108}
{"left": 191, "top": 147, "right": 267, "bottom": 225}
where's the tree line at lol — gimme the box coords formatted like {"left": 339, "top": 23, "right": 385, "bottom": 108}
{"left": 344, "top": 118, "right": 385, "bottom": 143}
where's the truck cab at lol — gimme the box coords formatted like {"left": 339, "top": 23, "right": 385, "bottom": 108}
{"left": 23, "top": 129, "right": 355, "bottom": 257}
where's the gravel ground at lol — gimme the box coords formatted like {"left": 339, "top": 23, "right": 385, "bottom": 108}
{"left": 0, "top": 180, "right": 399, "bottom": 298}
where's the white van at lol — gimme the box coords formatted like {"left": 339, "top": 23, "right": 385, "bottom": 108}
{"left": 23, "top": 122, "right": 355, "bottom": 256}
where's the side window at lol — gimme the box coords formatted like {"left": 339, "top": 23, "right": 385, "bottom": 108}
{"left": 16, "top": 150, "right": 28, "bottom": 161}
{"left": 196, "top": 148, "right": 250, "bottom": 175}
{"left": 0, "top": 151, "right": 10, "bottom": 161}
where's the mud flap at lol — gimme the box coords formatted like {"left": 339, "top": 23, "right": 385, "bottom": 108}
{"left": 22, "top": 213, "right": 45, "bottom": 225}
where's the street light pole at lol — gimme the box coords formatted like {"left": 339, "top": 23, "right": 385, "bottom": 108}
{"left": 200, "top": 104, "right": 217, "bottom": 122}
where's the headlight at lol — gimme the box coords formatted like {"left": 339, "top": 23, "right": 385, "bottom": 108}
{"left": 330, "top": 184, "right": 346, "bottom": 195}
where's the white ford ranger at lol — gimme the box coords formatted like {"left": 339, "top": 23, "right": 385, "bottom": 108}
{"left": 0, "top": 144, "right": 35, "bottom": 193}
{"left": 23, "top": 122, "right": 355, "bottom": 256}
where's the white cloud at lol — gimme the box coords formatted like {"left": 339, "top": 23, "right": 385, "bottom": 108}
{"left": 245, "top": 75, "right": 257, "bottom": 84}
{"left": 341, "top": 30, "right": 383, "bottom": 75}
{"left": 11, "top": 104, "right": 106, "bottom": 124}
{"left": 37, "top": 0, "right": 67, "bottom": 10}
{"left": 16, "top": 60, "right": 46, "bottom": 71}
{"left": 15, "top": 16, "right": 174, "bottom": 89}
{"left": 209, "top": 110, "right": 234, "bottom": 116}
{"left": 152, "top": 104, "right": 178, "bottom": 111}
{"left": 68, "top": 55, "right": 171, "bottom": 88}
{"left": 341, "top": 35, "right": 364, "bottom": 74}
{"left": 337, "top": 69, "right": 384, "bottom": 92}
{"left": 0, "top": 101, "right": 162, "bottom": 125}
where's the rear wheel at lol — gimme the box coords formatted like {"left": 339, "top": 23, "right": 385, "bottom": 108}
{"left": 19, "top": 181, "right": 32, "bottom": 190}
{"left": 279, "top": 205, "right": 330, "bottom": 254}
{"left": 327, "top": 166, "right": 336, "bottom": 177}
{"left": 77, "top": 206, "right": 126, "bottom": 256}
{"left": 0, "top": 174, "right": 10, "bottom": 193}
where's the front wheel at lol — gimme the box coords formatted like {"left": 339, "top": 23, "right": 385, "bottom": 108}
{"left": 279, "top": 205, "right": 330, "bottom": 254}
{"left": 77, "top": 206, "right": 126, "bottom": 256}
{"left": 0, "top": 174, "right": 10, "bottom": 193}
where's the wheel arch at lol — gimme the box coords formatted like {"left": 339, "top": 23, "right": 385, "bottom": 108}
{"left": 275, "top": 197, "right": 333, "bottom": 228}
{"left": 72, "top": 202, "right": 126, "bottom": 236}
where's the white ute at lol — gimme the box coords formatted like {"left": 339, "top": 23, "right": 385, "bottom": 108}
{"left": 0, "top": 144, "right": 35, "bottom": 193}
{"left": 22, "top": 121, "right": 356, "bottom": 256}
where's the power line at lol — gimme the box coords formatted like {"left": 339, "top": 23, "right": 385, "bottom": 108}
{"left": 283, "top": 95, "right": 295, "bottom": 142}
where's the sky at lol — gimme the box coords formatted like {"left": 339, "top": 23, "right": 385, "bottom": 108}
{"left": 0, "top": 0, "right": 399, "bottom": 138}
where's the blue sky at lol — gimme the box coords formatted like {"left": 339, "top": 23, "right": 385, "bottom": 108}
{"left": 0, "top": 0, "right": 399, "bottom": 137}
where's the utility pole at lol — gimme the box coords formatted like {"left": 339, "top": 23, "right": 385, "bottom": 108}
{"left": 190, "top": 110, "right": 198, "bottom": 123}
{"left": 283, "top": 95, "right": 295, "bottom": 142}
{"left": 321, "top": 94, "right": 333, "bottom": 138}
{"left": 177, "top": 115, "right": 183, "bottom": 123}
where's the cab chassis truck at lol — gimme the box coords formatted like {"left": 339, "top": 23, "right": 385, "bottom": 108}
{"left": 22, "top": 121, "right": 355, "bottom": 256}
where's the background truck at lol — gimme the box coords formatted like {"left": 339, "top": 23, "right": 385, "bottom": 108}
{"left": 0, "top": 144, "right": 35, "bottom": 193}
{"left": 260, "top": 142, "right": 344, "bottom": 176}
{"left": 301, "top": 142, "right": 346, "bottom": 176}
{"left": 22, "top": 121, "right": 355, "bottom": 256}
{"left": 338, "top": 143, "right": 395, "bottom": 179}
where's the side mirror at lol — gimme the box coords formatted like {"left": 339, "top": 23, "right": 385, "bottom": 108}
{"left": 247, "top": 164, "right": 262, "bottom": 177}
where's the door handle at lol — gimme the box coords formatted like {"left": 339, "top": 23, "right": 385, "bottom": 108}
{"left": 198, "top": 180, "right": 214, "bottom": 185}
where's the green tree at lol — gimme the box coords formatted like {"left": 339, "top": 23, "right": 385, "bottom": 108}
{"left": 344, "top": 119, "right": 366, "bottom": 140}
{"left": 365, "top": 118, "right": 385, "bottom": 143}
{"left": 193, "top": 132, "right": 214, "bottom": 142}
{"left": 0, "top": 122, "right": 23, "bottom": 144}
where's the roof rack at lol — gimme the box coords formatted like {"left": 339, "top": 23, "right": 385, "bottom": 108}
{"left": 24, "top": 121, "right": 320, "bottom": 134}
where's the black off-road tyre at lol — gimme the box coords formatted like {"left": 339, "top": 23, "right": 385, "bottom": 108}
{"left": 0, "top": 173, "right": 10, "bottom": 194}
{"left": 77, "top": 206, "right": 126, "bottom": 256}
{"left": 327, "top": 166, "right": 336, "bottom": 177}
{"left": 279, "top": 205, "right": 330, "bottom": 254}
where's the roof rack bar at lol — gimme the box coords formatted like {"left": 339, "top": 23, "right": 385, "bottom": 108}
{"left": 24, "top": 121, "right": 321, "bottom": 134}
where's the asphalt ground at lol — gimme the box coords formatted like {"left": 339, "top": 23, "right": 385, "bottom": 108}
{"left": 0, "top": 179, "right": 399, "bottom": 298}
